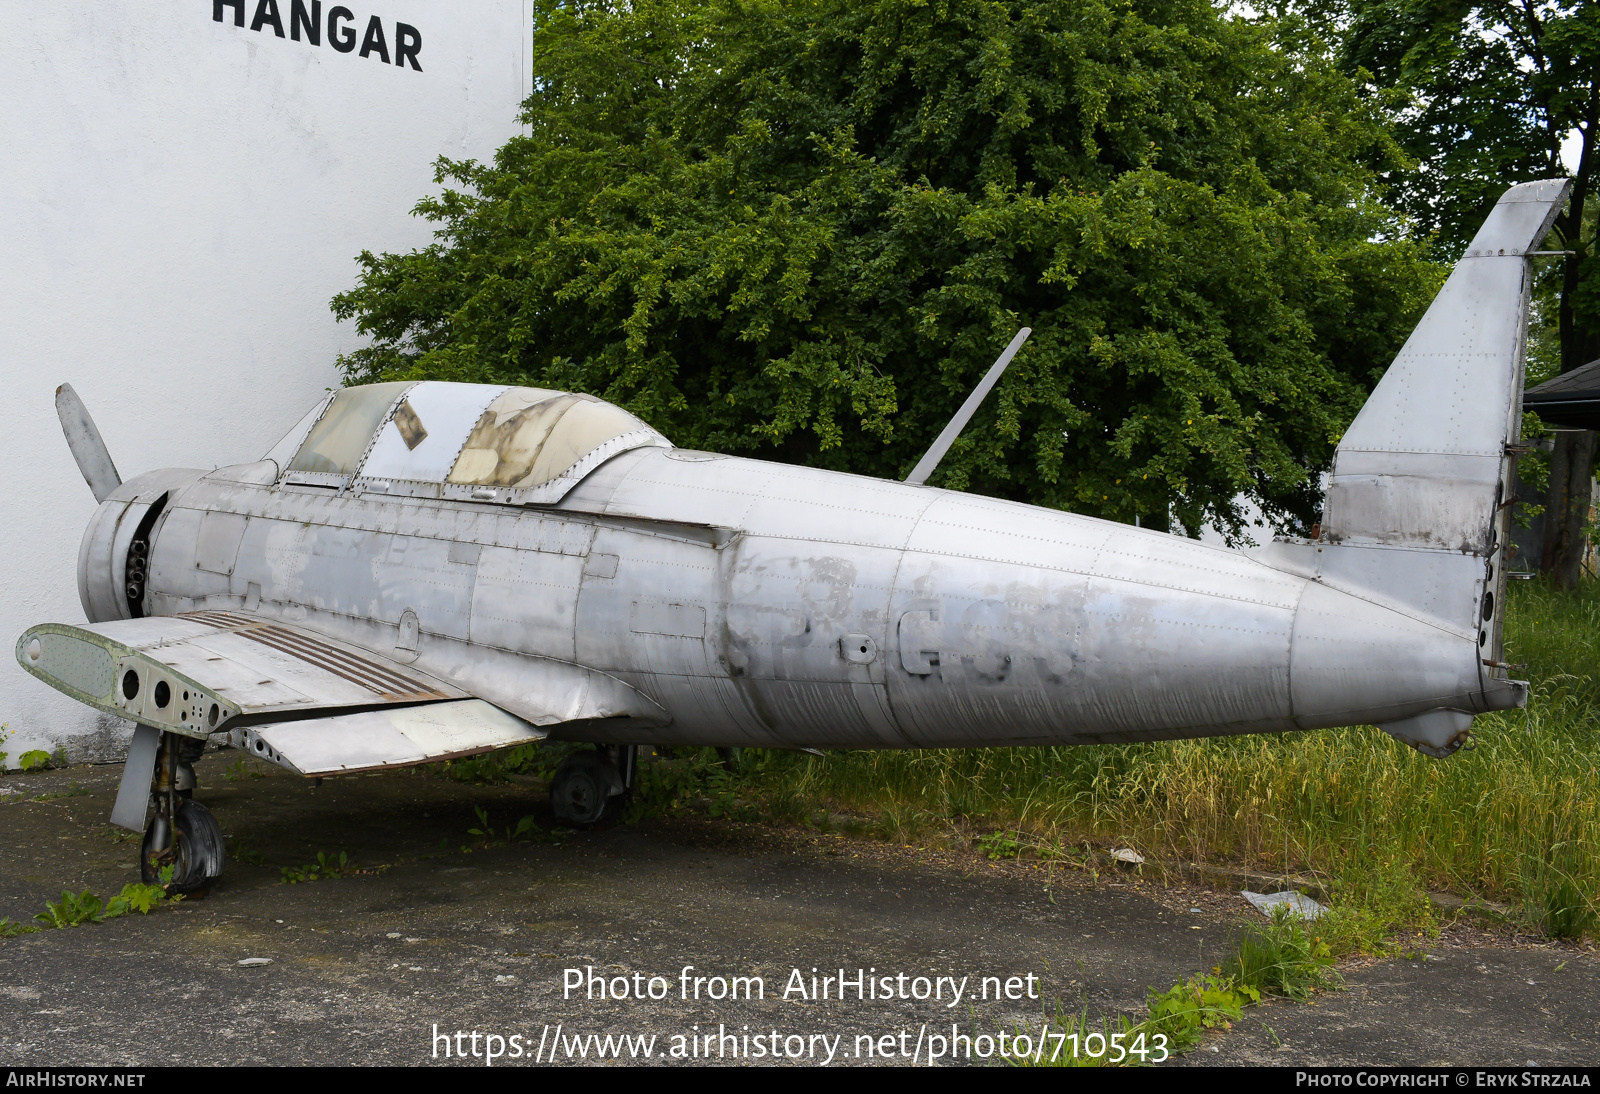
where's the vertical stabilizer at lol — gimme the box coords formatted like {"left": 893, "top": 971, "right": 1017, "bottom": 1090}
{"left": 1322, "top": 179, "right": 1571, "bottom": 552}
{"left": 1257, "top": 180, "right": 1568, "bottom": 756}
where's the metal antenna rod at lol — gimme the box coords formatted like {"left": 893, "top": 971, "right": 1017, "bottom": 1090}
{"left": 904, "top": 327, "right": 1031, "bottom": 486}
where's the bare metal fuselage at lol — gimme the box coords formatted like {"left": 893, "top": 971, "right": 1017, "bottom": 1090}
{"left": 81, "top": 442, "right": 1509, "bottom": 754}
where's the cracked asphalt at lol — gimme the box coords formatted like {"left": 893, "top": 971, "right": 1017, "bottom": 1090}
{"left": 0, "top": 755, "right": 1595, "bottom": 1067}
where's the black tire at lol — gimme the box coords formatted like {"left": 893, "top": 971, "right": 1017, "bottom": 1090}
{"left": 549, "top": 751, "right": 622, "bottom": 827}
{"left": 141, "top": 800, "right": 226, "bottom": 894}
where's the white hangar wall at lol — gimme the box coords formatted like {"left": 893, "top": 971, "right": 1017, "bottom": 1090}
{"left": 0, "top": 2, "right": 531, "bottom": 765}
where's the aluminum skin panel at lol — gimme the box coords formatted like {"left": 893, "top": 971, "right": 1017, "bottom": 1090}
{"left": 76, "top": 467, "right": 206, "bottom": 623}
{"left": 720, "top": 534, "right": 906, "bottom": 747}
{"left": 245, "top": 699, "right": 543, "bottom": 776}
{"left": 470, "top": 546, "right": 584, "bottom": 660}
{"left": 885, "top": 545, "right": 1295, "bottom": 747}
{"left": 16, "top": 613, "right": 460, "bottom": 738}
{"left": 1254, "top": 540, "right": 1484, "bottom": 639}
{"left": 199, "top": 519, "right": 480, "bottom": 645}
{"left": 109, "top": 724, "right": 160, "bottom": 831}
{"left": 76, "top": 496, "right": 130, "bottom": 623}
{"left": 1287, "top": 582, "right": 1485, "bottom": 731}
{"left": 593, "top": 448, "right": 936, "bottom": 550}
{"left": 194, "top": 511, "right": 248, "bottom": 575}
{"left": 573, "top": 522, "right": 758, "bottom": 746}
{"left": 1325, "top": 180, "right": 1569, "bottom": 553}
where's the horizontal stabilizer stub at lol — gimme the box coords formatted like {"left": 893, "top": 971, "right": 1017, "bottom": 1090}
{"left": 230, "top": 699, "right": 546, "bottom": 776}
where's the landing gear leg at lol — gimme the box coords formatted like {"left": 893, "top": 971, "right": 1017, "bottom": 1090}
{"left": 610, "top": 744, "right": 638, "bottom": 793}
{"left": 140, "top": 732, "right": 225, "bottom": 895}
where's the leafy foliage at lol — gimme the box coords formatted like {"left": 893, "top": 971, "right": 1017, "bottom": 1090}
{"left": 1015, "top": 908, "right": 1338, "bottom": 1065}
{"left": 1333, "top": 0, "right": 1596, "bottom": 256}
{"left": 21, "top": 883, "right": 175, "bottom": 930}
{"left": 1142, "top": 972, "right": 1251, "bottom": 1053}
{"left": 1309, "top": 0, "right": 1599, "bottom": 576}
{"left": 333, "top": 0, "right": 1442, "bottom": 539}
{"left": 104, "top": 883, "right": 170, "bottom": 918}
{"left": 1222, "top": 906, "right": 1342, "bottom": 1000}
{"left": 978, "top": 830, "right": 1024, "bottom": 860}
{"left": 430, "top": 742, "right": 562, "bottom": 784}
{"left": 281, "top": 851, "right": 353, "bottom": 884}
{"left": 34, "top": 889, "right": 103, "bottom": 928}
{"left": 223, "top": 757, "right": 265, "bottom": 782}
{"left": 467, "top": 805, "right": 567, "bottom": 846}
{"left": 18, "top": 751, "right": 51, "bottom": 772}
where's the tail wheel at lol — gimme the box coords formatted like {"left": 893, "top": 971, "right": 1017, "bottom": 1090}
{"left": 549, "top": 751, "right": 623, "bottom": 827}
{"left": 141, "top": 799, "right": 226, "bottom": 894}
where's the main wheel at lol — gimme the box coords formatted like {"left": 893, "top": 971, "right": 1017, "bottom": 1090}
{"left": 141, "top": 799, "right": 226, "bottom": 894}
{"left": 549, "top": 751, "right": 622, "bottom": 826}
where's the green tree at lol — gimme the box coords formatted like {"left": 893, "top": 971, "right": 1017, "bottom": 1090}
{"left": 333, "top": 0, "right": 1441, "bottom": 541}
{"left": 1330, "top": 0, "right": 1600, "bottom": 584}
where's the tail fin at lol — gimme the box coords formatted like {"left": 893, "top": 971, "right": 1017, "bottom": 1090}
{"left": 1257, "top": 180, "right": 1569, "bottom": 755}
{"left": 1322, "top": 178, "right": 1570, "bottom": 552}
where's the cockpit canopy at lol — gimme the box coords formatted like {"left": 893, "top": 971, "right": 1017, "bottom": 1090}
{"left": 263, "top": 382, "right": 670, "bottom": 504}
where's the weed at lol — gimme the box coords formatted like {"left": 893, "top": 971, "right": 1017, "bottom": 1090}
{"left": 432, "top": 742, "right": 572, "bottom": 785}
{"left": 34, "top": 780, "right": 91, "bottom": 802}
{"left": 35, "top": 889, "right": 103, "bottom": 927}
{"left": 765, "top": 783, "right": 811, "bottom": 825}
{"left": 0, "top": 917, "right": 39, "bottom": 937}
{"left": 18, "top": 751, "right": 51, "bottom": 772}
{"left": 1144, "top": 973, "right": 1253, "bottom": 1052}
{"left": 872, "top": 801, "right": 927, "bottom": 841}
{"left": 1014, "top": 909, "right": 1339, "bottom": 1065}
{"left": 465, "top": 806, "right": 567, "bottom": 846}
{"left": 281, "top": 851, "right": 352, "bottom": 884}
{"left": 705, "top": 766, "right": 759, "bottom": 821}
{"left": 27, "top": 883, "right": 175, "bottom": 930}
{"left": 103, "top": 883, "right": 170, "bottom": 917}
{"left": 979, "top": 830, "right": 1023, "bottom": 860}
{"left": 223, "top": 758, "right": 264, "bottom": 782}
{"left": 1521, "top": 840, "right": 1598, "bottom": 939}
{"left": 1222, "top": 908, "right": 1341, "bottom": 1001}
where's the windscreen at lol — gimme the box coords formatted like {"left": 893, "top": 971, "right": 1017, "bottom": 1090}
{"left": 286, "top": 383, "right": 412, "bottom": 475}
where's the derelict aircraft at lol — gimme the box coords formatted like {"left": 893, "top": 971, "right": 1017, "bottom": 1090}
{"left": 17, "top": 180, "right": 1568, "bottom": 892}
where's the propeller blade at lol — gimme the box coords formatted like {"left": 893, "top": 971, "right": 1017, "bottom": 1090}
{"left": 55, "top": 383, "right": 122, "bottom": 503}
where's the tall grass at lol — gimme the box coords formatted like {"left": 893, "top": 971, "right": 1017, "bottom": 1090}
{"left": 773, "top": 578, "right": 1600, "bottom": 936}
